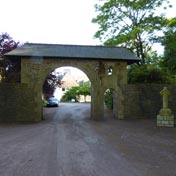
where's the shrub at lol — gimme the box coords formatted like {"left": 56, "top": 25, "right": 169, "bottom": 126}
{"left": 104, "top": 89, "right": 113, "bottom": 109}
{"left": 60, "top": 87, "right": 79, "bottom": 102}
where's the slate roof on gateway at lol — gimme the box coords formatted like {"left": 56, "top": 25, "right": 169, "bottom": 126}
{"left": 5, "top": 43, "right": 140, "bottom": 64}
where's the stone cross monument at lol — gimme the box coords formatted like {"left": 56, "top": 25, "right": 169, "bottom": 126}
{"left": 157, "top": 87, "right": 175, "bottom": 127}
{"left": 160, "top": 87, "right": 170, "bottom": 109}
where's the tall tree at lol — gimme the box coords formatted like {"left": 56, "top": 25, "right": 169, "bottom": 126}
{"left": 92, "top": 0, "right": 172, "bottom": 64}
{"left": 0, "top": 33, "right": 20, "bottom": 82}
{"left": 162, "top": 18, "right": 176, "bottom": 73}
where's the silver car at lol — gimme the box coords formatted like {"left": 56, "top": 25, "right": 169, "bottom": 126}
{"left": 47, "top": 97, "right": 59, "bottom": 107}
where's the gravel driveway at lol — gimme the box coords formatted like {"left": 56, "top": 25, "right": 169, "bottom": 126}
{"left": 0, "top": 103, "right": 176, "bottom": 176}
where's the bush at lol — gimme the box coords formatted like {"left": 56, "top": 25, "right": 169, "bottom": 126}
{"left": 128, "top": 65, "right": 169, "bottom": 84}
{"left": 104, "top": 89, "right": 113, "bottom": 109}
{"left": 60, "top": 87, "right": 79, "bottom": 102}
{"left": 42, "top": 99, "right": 48, "bottom": 107}
{"left": 60, "top": 83, "right": 91, "bottom": 102}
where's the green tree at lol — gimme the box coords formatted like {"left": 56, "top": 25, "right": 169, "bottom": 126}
{"left": 0, "top": 33, "right": 20, "bottom": 82}
{"left": 104, "top": 89, "right": 113, "bottom": 109}
{"left": 61, "top": 86, "right": 80, "bottom": 102}
{"left": 61, "top": 83, "right": 91, "bottom": 102}
{"left": 128, "top": 64, "right": 169, "bottom": 83}
{"left": 77, "top": 82, "right": 91, "bottom": 102}
{"left": 161, "top": 18, "right": 176, "bottom": 74}
{"left": 92, "top": 0, "right": 172, "bottom": 64}
{"left": 127, "top": 49, "right": 172, "bottom": 83}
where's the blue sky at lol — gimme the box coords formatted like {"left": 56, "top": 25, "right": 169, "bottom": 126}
{"left": 1, "top": 0, "right": 175, "bottom": 46}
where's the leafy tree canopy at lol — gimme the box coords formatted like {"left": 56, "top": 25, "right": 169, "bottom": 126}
{"left": 61, "top": 86, "right": 80, "bottom": 102}
{"left": 128, "top": 64, "right": 170, "bottom": 83}
{"left": 77, "top": 82, "right": 91, "bottom": 102}
{"left": 77, "top": 82, "right": 91, "bottom": 96}
{"left": 92, "top": 0, "right": 172, "bottom": 63}
{"left": 161, "top": 17, "right": 176, "bottom": 73}
{"left": 0, "top": 33, "right": 20, "bottom": 82}
{"left": 61, "top": 83, "right": 91, "bottom": 102}
{"left": 0, "top": 33, "right": 19, "bottom": 56}
{"left": 43, "top": 71, "right": 62, "bottom": 99}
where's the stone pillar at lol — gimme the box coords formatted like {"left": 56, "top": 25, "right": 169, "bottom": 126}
{"left": 21, "top": 58, "right": 43, "bottom": 122}
{"left": 113, "top": 86, "right": 125, "bottom": 119}
{"left": 91, "top": 84, "right": 104, "bottom": 120}
{"left": 113, "top": 62, "right": 127, "bottom": 119}
{"left": 157, "top": 87, "right": 175, "bottom": 127}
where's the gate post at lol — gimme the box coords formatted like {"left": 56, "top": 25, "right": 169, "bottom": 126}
{"left": 91, "top": 84, "right": 104, "bottom": 120}
{"left": 113, "top": 62, "right": 127, "bottom": 119}
{"left": 21, "top": 58, "right": 43, "bottom": 122}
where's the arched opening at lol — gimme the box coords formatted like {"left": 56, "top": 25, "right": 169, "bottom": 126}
{"left": 54, "top": 67, "right": 90, "bottom": 103}
{"left": 42, "top": 66, "right": 92, "bottom": 121}
{"left": 104, "top": 88, "right": 114, "bottom": 120}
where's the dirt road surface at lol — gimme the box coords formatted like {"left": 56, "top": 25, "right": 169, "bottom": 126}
{"left": 0, "top": 103, "right": 176, "bottom": 176}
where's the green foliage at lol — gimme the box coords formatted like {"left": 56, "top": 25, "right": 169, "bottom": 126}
{"left": 42, "top": 99, "right": 48, "bottom": 107}
{"left": 92, "top": 0, "right": 172, "bottom": 63}
{"left": 77, "top": 82, "right": 91, "bottom": 102}
{"left": 61, "top": 83, "right": 91, "bottom": 102}
{"left": 0, "top": 33, "right": 20, "bottom": 82}
{"left": 128, "top": 64, "right": 169, "bottom": 83}
{"left": 43, "top": 71, "right": 62, "bottom": 99}
{"left": 93, "top": 0, "right": 175, "bottom": 83}
{"left": 104, "top": 89, "right": 113, "bottom": 109}
{"left": 161, "top": 17, "right": 176, "bottom": 74}
{"left": 61, "top": 86, "right": 80, "bottom": 102}
{"left": 78, "top": 82, "right": 91, "bottom": 95}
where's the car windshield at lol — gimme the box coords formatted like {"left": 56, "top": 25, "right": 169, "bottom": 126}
{"left": 48, "top": 98, "right": 58, "bottom": 101}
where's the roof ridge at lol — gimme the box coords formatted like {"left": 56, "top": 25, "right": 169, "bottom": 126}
{"left": 25, "top": 43, "right": 125, "bottom": 49}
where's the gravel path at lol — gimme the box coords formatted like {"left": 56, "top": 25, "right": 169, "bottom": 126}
{"left": 0, "top": 103, "right": 176, "bottom": 176}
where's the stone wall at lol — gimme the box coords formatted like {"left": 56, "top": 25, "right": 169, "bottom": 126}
{"left": 122, "top": 84, "right": 176, "bottom": 119}
{"left": 1, "top": 83, "right": 176, "bottom": 122}
{"left": 0, "top": 83, "right": 41, "bottom": 122}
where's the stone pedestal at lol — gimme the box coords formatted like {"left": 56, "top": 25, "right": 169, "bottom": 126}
{"left": 157, "top": 109, "right": 175, "bottom": 127}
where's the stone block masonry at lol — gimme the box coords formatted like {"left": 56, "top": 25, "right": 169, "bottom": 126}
{"left": 122, "top": 84, "right": 176, "bottom": 122}
{"left": 0, "top": 83, "right": 41, "bottom": 122}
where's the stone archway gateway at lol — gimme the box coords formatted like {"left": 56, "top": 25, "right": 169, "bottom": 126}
{"left": 5, "top": 43, "right": 140, "bottom": 121}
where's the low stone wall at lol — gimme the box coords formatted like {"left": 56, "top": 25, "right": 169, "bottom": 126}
{"left": 122, "top": 84, "right": 176, "bottom": 119}
{"left": 0, "top": 83, "right": 41, "bottom": 122}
